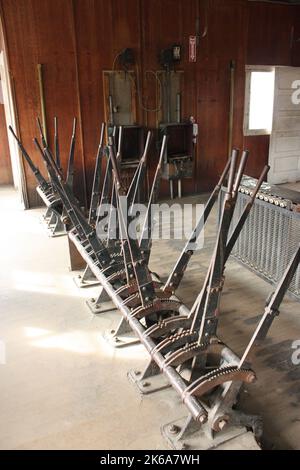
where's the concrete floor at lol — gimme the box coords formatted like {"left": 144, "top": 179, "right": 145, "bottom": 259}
{"left": 281, "top": 182, "right": 300, "bottom": 192}
{"left": 0, "top": 185, "right": 300, "bottom": 450}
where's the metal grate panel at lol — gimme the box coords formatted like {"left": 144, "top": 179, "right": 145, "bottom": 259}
{"left": 219, "top": 189, "right": 300, "bottom": 301}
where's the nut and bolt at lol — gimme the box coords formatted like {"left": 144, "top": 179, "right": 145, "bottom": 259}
{"left": 248, "top": 373, "right": 256, "bottom": 383}
{"left": 218, "top": 419, "right": 227, "bottom": 431}
{"left": 168, "top": 424, "right": 180, "bottom": 435}
{"left": 199, "top": 414, "right": 207, "bottom": 424}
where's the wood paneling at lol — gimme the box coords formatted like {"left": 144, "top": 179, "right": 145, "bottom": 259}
{"left": 195, "top": 0, "right": 248, "bottom": 191}
{"left": 1, "top": 0, "right": 81, "bottom": 206}
{"left": 1, "top": 0, "right": 300, "bottom": 206}
{"left": 247, "top": 1, "right": 294, "bottom": 66}
{"left": 0, "top": 102, "right": 12, "bottom": 184}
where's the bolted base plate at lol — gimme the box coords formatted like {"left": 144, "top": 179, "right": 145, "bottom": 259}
{"left": 127, "top": 368, "right": 171, "bottom": 395}
{"left": 40, "top": 216, "right": 66, "bottom": 238}
{"left": 102, "top": 329, "right": 140, "bottom": 348}
{"left": 73, "top": 273, "right": 101, "bottom": 288}
{"left": 161, "top": 416, "right": 261, "bottom": 451}
{"left": 46, "top": 229, "right": 67, "bottom": 238}
{"left": 85, "top": 298, "right": 117, "bottom": 315}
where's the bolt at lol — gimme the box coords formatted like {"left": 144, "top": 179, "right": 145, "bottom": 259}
{"left": 145, "top": 297, "right": 149, "bottom": 302}
{"left": 181, "top": 443, "right": 189, "bottom": 450}
{"left": 142, "top": 287, "right": 146, "bottom": 291}
{"left": 168, "top": 424, "right": 180, "bottom": 435}
{"left": 91, "top": 298, "right": 95, "bottom": 303}
{"left": 218, "top": 419, "right": 227, "bottom": 431}
{"left": 78, "top": 275, "right": 82, "bottom": 279}
{"left": 110, "top": 329, "right": 115, "bottom": 334}
{"left": 135, "top": 370, "right": 141, "bottom": 376}
{"left": 248, "top": 373, "right": 256, "bottom": 383}
{"left": 142, "top": 381, "right": 150, "bottom": 387}
{"left": 199, "top": 414, "right": 207, "bottom": 424}
{"left": 114, "top": 337, "right": 120, "bottom": 343}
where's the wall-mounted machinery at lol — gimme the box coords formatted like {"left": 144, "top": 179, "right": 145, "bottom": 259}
{"left": 103, "top": 49, "right": 148, "bottom": 192}
{"left": 157, "top": 45, "right": 196, "bottom": 199}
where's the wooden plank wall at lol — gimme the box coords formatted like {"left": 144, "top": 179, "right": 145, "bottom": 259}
{"left": 0, "top": 24, "right": 12, "bottom": 186}
{"left": 0, "top": 0, "right": 299, "bottom": 207}
{"left": 0, "top": 102, "right": 12, "bottom": 185}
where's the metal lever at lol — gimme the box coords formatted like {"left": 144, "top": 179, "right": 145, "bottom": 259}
{"left": 37, "top": 117, "right": 61, "bottom": 176}
{"left": 232, "top": 149, "right": 249, "bottom": 197}
{"left": 108, "top": 138, "right": 124, "bottom": 193}
{"left": 66, "top": 117, "right": 77, "bottom": 189}
{"left": 226, "top": 148, "right": 239, "bottom": 195}
{"left": 54, "top": 117, "right": 61, "bottom": 171}
{"left": 9, "top": 126, "right": 49, "bottom": 191}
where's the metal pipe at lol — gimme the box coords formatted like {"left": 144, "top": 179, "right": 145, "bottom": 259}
{"left": 117, "top": 126, "right": 123, "bottom": 159}
{"left": 228, "top": 60, "right": 235, "bottom": 159}
{"left": 178, "top": 179, "right": 182, "bottom": 198}
{"left": 68, "top": 229, "right": 207, "bottom": 423}
{"left": 227, "top": 149, "right": 239, "bottom": 195}
{"left": 69, "top": 227, "right": 243, "bottom": 421}
{"left": 37, "top": 64, "right": 47, "bottom": 145}
{"left": 170, "top": 179, "right": 174, "bottom": 199}
{"left": 109, "top": 95, "right": 114, "bottom": 125}
{"left": 232, "top": 150, "right": 249, "bottom": 197}
{"left": 54, "top": 117, "right": 61, "bottom": 170}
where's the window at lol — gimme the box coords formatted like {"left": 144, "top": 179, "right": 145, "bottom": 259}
{"left": 243, "top": 66, "right": 275, "bottom": 136}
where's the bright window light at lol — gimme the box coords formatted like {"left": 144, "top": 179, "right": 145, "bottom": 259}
{"left": 248, "top": 70, "right": 275, "bottom": 132}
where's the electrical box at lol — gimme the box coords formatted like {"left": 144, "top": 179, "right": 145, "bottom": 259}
{"left": 159, "top": 45, "right": 181, "bottom": 69}
{"left": 103, "top": 70, "right": 137, "bottom": 127}
{"left": 156, "top": 70, "right": 184, "bottom": 125}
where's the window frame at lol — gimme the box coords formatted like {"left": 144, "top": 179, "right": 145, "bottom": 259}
{"left": 243, "top": 65, "right": 275, "bottom": 137}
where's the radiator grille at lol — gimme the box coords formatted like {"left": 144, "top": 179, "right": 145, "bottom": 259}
{"left": 220, "top": 189, "right": 300, "bottom": 301}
